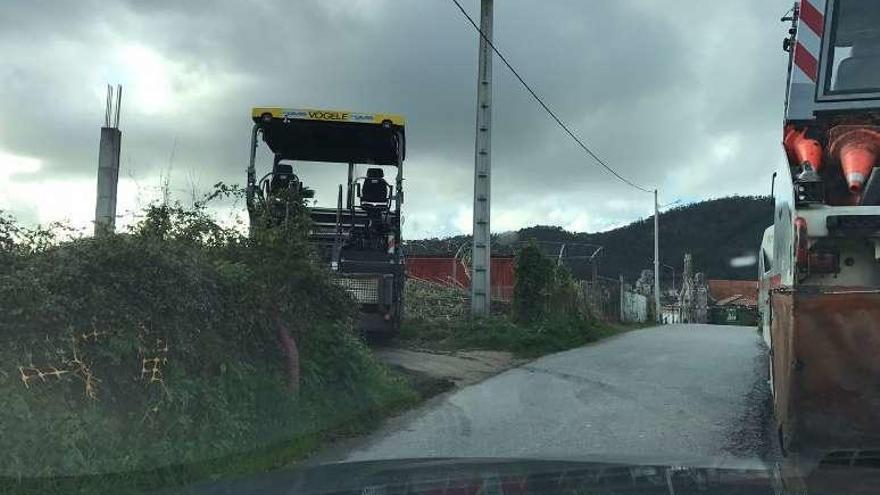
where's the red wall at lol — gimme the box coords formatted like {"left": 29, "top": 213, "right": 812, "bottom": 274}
{"left": 405, "top": 256, "right": 515, "bottom": 301}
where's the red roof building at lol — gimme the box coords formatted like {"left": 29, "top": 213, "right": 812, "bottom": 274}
{"left": 405, "top": 256, "right": 516, "bottom": 301}
{"left": 707, "top": 280, "right": 758, "bottom": 308}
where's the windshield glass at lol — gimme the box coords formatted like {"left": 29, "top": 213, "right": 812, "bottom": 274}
{"left": 5, "top": 1, "right": 880, "bottom": 494}
{"left": 825, "top": 0, "right": 880, "bottom": 93}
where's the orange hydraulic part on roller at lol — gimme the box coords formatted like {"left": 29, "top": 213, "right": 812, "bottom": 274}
{"left": 829, "top": 126, "right": 880, "bottom": 194}
{"left": 784, "top": 125, "right": 824, "bottom": 171}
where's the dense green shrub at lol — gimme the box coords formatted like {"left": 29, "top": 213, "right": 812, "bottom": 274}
{"left": 0, "top": 188, "right": 415, "bottom": 493}
{"left": 512, "top": 240, "right": 582, "bottom": 323}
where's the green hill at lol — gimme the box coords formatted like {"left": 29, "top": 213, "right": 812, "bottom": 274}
{"left": 409, "top": 196, "right": 773, "bottom": 283}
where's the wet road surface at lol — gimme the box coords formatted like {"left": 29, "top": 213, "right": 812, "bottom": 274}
{"left": 323, "top": 324, "right": 774, "bottom": 464}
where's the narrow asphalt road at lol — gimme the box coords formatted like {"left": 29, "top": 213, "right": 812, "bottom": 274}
{"left": 319, "top": 324, "right": 773, "bottom": 466}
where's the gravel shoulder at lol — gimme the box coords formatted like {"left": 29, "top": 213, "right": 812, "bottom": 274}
{"left": 375, "top": 347, "right": 522, "bottom": 388}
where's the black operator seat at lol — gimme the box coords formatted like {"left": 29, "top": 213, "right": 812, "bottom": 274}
{"left": 836, "top": 36, "right": 880, "bottom": 92}
{"left": 270, "top": 163, "right": 295, "bottom": 194}
{"left": 360, "top": 168, "right": 391, "bottom": 210}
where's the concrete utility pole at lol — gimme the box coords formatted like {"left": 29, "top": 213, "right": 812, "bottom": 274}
{"left": 95, "top": 84, "right": 122, "bottom": 236}
{"left": 471, "top": 0, "right": 494, "bottom": 316}
{"left": 654, "top": 189, "right": 661, "bottom": 323}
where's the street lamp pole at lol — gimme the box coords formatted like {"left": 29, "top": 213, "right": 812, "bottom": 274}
{"left": 653, "top": 196, "right": 681, "bottom": 324}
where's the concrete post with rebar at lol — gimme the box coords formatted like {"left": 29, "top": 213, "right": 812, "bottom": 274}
{"left": 94, "top": 85, "right": 122, "bottom": 237}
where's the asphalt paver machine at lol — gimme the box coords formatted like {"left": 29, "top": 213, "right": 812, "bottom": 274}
{"left": 246, "top": 107, "right": 406, "bottom": 334}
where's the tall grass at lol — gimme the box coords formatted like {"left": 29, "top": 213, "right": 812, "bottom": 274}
{"left": 401, "top": 315, "right": 616, "bottom": 359}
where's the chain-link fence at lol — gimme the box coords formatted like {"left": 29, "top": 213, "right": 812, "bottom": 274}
{"left": 580, "top": 276, "right": 622, "bottom": 322}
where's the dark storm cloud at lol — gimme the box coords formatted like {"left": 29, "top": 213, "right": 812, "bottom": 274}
{"left": 0, "top": 0, "right": 791, "bottom": 234}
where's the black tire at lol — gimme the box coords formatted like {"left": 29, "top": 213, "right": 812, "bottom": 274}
{"left": 364, "top": 325, "right": 395, "bottom": 346}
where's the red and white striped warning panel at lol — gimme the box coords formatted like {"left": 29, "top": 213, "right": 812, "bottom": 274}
{"left": 793, "top": 0, "right": 827, "bottom": 84}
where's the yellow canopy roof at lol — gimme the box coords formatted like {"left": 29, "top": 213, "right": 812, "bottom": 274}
{"left": 252, "top": 107, "right": 405, "bottom": 126}
{"left": 251, "top": 107, "right": 406, "bottom": 165}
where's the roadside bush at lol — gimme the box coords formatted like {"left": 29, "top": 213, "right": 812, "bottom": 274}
{"left": 513, "top": 241, "right": 582, "bottom": 323}
{"left": 0, "top": 187, "right": 416, "bottom": 494}
{"left": 400, "top": 239, "right": 615, "bottom": 358}
{"left": 400, "top": 314, "right": 615, "bottom": 359}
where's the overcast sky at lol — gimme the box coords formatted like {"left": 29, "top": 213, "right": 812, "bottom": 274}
{"left": 0, "top": 0, "right": 789, "bottom": 238}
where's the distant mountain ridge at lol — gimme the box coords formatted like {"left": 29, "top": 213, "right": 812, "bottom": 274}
{"left": 408, "top": 196, "right": 773, "bottom": 282}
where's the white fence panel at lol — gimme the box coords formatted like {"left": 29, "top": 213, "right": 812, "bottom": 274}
{"left": 621, "top": 291, "right": 648, "bottom": 323}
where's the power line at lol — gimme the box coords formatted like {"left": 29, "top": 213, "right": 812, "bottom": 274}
{"left": 448, "top": 0, "right": 653, "bottom": 194}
